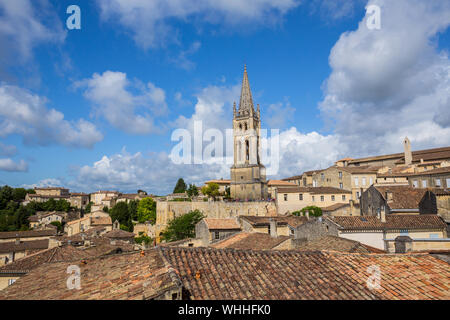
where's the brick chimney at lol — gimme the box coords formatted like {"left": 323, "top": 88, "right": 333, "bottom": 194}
{"left": 380, "top": 205, "right": 386, "bottom": 223}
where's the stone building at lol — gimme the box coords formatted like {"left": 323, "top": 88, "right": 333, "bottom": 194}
{"left": 360, "top": 185, "right": 437, "bottom": 216}
{"left": 230, "top": 66, "right": 268, "bottom": 200}
{"left": 195, "top": 218, "right": 241, "bottom": 246}
{"left": 408, "top": 166, "right": 450, "bottom": 189}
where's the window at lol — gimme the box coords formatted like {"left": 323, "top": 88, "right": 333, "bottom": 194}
{"left": 290, "top": 228, "right": 294, "bottom": 235}
{"left": 339, "top": 183, "right": 343, "bottom": 189}
{"left": 267, "top": 224, "right": 271, "bottom": 235}
{"left": 369, "top": 177, "right": 373, "bottom": 185}
{"left": 342, "top": 195, "right": 346, "bottom": 201}
{"left": 435, "top": 179, "right": 441, "bottom": 187}
{"left": 362, "top": 177, "right": 366, "bottom": 186}
{"left": 299, "top": 194, "right": 303, "bottom": 201}
{"left": 354, "top": 177, "right": 359, "bottom": 186}
{"left": 321, "top": 173, "right": 325, "bottom": 181}
{"left": 214, "top": 231, "right": 220, "bottom": 240}
{"left": 284, "top": 194, "right": 288, "bottom": 201}
{"left": 422, "top": 180, "right": 427, "bottom": 188}
{"left": 320, "top": 195, "right": 324, "bottom": 202}
{"left": 413, "top": 180, "right": 418, "bottom": 188}
{"left": 446, "top": 178, "right": 450, "bottom": 188}
{"left": 400, "top": 229, "right": 409, "bottom": 236}
{"left": 312, "top": 196, "right": 315, "bottom": 202}
{"left": 8, "top": 279, "right": 16, "bottom": 286}
{"left": 356, "top": 191, "right": 360, "bottom": 198}
{"left": 338, "top": 171, "right": 342, "bottom": 179}
{"left": 303, "top": 178, "right": 307, "bottom": 186}
{"left": 331, "top": 195, "right": 335, "bottom": 201}
{"left": 313, "top": 180, "right": 317, "bottom": 187}
{"left": 429, "top": 234, "right": 439, "bottom": 239}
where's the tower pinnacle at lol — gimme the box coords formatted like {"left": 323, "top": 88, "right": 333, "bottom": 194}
{"left": 238, "top": 65, "right": 254, "bottom": 112}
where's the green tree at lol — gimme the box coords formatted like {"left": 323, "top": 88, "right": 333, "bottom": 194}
{"left": 201, "top": 183, "right": 220, "bottom": 200}
{"left": 186, "top": 184, "right": 199, "bottom": 198}
{"left": 14, "top": 206, "right": 30, "bottom": 230}
{"left": 137, "top": 197, "right": 156, "bottom": 224}
{"left": 173, "top": 178, "right": 187, "bottom": 194}
{"left": 85, "top": 202, "right": 93, "bottom": 213}
{"left": 50, "top": 221, "right": 63, "bottom": 232}
{"left": 12, "top": 188, "right": 28, "bottom": 201}
{"left": 128, "top": 200, "right": 139, "bottom": 221}
{"left": 109, "top": 202, "right": 130, "bottom": 227}
{"left": 292, "top": 206, "right": 323, "bottom": 217}
{"left": 160, "top": 209, "right": 204, "bottom": 242}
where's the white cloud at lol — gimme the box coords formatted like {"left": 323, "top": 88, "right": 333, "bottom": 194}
{"left": 319, "top": 0, "right": 450, "bottom": 157}
{"left": 77, "top": 71, "right": 167, "bottom": 135}
{"left": 96, "top": 0, "right": 299, "bottom": 49}
{"left": 0, "top": 0, "right": 66, "bottom": 62}
{"left": 22, "top": 178, "right": 64, "bottom": 189}
{"left": 0, "top": 84, "right": 103, "bottom": 148}
{"left": 0, "top": 158, "right": 28, "bottom": 172}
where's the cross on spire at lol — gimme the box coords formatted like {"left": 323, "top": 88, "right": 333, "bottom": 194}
{"left": 238, "top": 65, "right": 254, "bottom": 112}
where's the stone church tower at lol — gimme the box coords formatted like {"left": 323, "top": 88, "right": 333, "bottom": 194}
{"left": 230, "top": 66, "right": 268, "bottom": 200}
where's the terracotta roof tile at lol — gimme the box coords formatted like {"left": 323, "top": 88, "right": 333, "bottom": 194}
{"left": 374, "top": 186, "right": 428, "bottom": 209}
{"left": 240, "top": 215, "right": 308, "bottom": 228}
{"left": 203, "top": 218, "right": 241, "bottom": 230}
{"left": 330, "top": 215, "right": 446, "bottom": 231}
{"left": 0, "top": 229, "right": 57, "bottom": 240}
{"left": 0, "top": 239, "right": 49, "bottom": 254}
{"left": 211, "top": 232, "right": 291, "bottom": 250}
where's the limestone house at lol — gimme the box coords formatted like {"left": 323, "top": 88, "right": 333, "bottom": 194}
{"left": 103, "top": 229, "right": 135, "bottom": 244}
{"left": 275, "top": 186, "right": 352, "bottom": 214}
{"left": 408, "top": 166, "right": 450, "bottom": 189}
{"left": 195, "top": 218, "right": 241, "bottom": 245}
{"left": 65, "top": 216, "right": 112, "bottom": 237}
{"left": 239, "top": 215, "right": 308, "bottom": 237}
{"left": 27, "top": 211, "right": 64, "bottom": 229}
{"left": 0, "top": 239, "right": 49, "bottom": 266}
{"left": 2, "top": 247, "right": 449, "bottom": 300}
{"left": 282, "top": 169, "right": 324, "bottom": 187}
{"left": 267, "top": 179, "right": 296, "bottom": 198}
{"left": 434, "top": 189, "right": 450, "bottom": 223}
{"left": 335, "top": 138, "right": 450, "bottom": 168}
{"left": 360, "top": 185, "right": 437, "bottom": 216}
{"left": 328, "top": 215, "right": 448, "bottom": 250}
{"left": 68, "top": 192, "right": 89, "bottom": 209}
{"left": 210, "top": 232, "right": 292, "bottom": 250}
{"left": 204, "top": 179, "right": 231, "bottom": 194}
{"left": 0, "top": 229, "right": 57, "bottom": 244}
{"left": 321, "top": 202, "right": 360, "bottom": 217}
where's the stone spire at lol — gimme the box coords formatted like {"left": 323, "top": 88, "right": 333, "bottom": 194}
{"left": 238, "top": 65, "right": 254, "bottom": 112}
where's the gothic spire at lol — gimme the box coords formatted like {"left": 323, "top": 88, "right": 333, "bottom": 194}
{"left": 238, "top": 65, "right": 254, "bottom": 112}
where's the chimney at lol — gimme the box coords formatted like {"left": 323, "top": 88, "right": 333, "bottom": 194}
{"left": 403, "top": 137, "right": 412, "bottom": 165}
{"left": 380, "top": 205, "right": 386, "bottom": 223}
{"left": 385, "top": 191, "right": 393, "bottom": 202}
{"left": 269, "top": 218, "right": 278, "bottom": 238}
{"left": 394, "top": 236, "right": 412, "bottom": 253}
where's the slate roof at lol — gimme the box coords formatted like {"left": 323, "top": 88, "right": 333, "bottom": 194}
{"left": 161, "top": 247, "right": 450, "bottom": 300}
{"left": 211, "top": 232, "right": 291, "bottom": 250}
{"left": 330, "top": 215, "right": 447, "bottom": 231}
{"left": 0, "top": 239, "right": 49, "bottom": 254}
{"left": 203, "top": 218, "right": 241, "bottom": 230}
{"left": 0, "top": 229, "right": 57, "bottom": 240}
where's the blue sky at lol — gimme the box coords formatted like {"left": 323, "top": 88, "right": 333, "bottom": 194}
{"left": 0, "top": 0, "right": 449, "bottom": 195}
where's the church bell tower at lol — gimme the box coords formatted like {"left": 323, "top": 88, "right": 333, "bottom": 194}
{"left": 230, "top": 66, "right": 268, "bottom": 200}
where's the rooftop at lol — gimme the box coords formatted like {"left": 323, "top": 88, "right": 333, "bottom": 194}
{"left": 240, "top": 215, "right": 308, "bottom": 228}
{"left": 0, "top": 239, "right": 49, "bottom": 254}
{"left": 330, "top": 215, "right": 447, "bottom": 231}
{"left": 1, "top": 247, "right": 449, "bottom": 300}
{"left": 203, "top": 218, "right": 241, "bottom": 230}
{"left": 0, "top": 229, "right": 57, "bottom": 240}
{"left": 374, "top": 185, "right": 428, "bottom": 209}
{"left": 211, "top": 232, "right": 291, "bottom": 250}
{"left": 277, "top": 186, "right": 352, "bottom": 194}
{"left": 294, "top": 236, "right": 379, "bottom": 254}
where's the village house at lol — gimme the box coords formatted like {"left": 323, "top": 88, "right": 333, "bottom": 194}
{"left": 195, "top": 218, "right": 241, "bottom": 245}
{"left": 239, "top": 215, "right": 308, "bottom": 237}
{"left": 360, "top": 185, "right": 437, "bottom": 216}
{"left": 408, "top": 166, "right": 450, "bottom": 189}
{"left": 0, "top": 239, "right": 50, "bottom": 267}
{"left": 328, "top": 215, "right": 448, "bottom": 251}
{"left": 275, "top": 186, "right": 352, "bottom": 214}
{"left": 0, "top": 229, "right": 57, "bottom": 244}
{"left": 65, "top": 216, "right": 113, "bottom": 237}
{"left": 267, "top": 180, "right": 296, "bottom": 198}
{"left": 321, "top": 201, "right": 360, "bottom": 217}
{"left": 1, "top": 246, "right": 449, "bottom": 300}
{"left": 204, "top": 179, "right": 231, "bottom": 194}
{"left": 68, "top": 193, "right": 90, "bottom": 209}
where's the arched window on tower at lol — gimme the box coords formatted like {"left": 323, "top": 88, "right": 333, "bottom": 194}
{"left": 246, "top": 140, "right": 250, "bottom": 161}
{"left": 244, "top": 123, "right": 248, "bottom": 131}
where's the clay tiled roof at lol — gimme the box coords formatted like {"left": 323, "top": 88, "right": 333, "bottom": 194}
{"left": 374, "top": 186, "right": 428, "bottom": 209}
{"left": 203, "top": 218, "right": 241, "bottom": 230}
{"left": 408, "top": 166, "right": 450, "bottom": 176}
{"left": 0, "top": 250, "right": 179, "bottom": 300}
{"left": 0, "top": 239, "right": 49, "bottom": 254}
{"left": 281, "top": 175, "right": 302, "bottom": 181}
{"left": 0, "top": 245, "right": 93, "bottom": 274}
{"left": 278, "top": 186, "right": 352, "bottom": 194}
{"left": 161, "top": 247, "right": 450, "bottom": 300}
{"left": 27, "top": 194, "right": 70, "bottom": 199}
{"left": 28, "top": 215, "right": 39, "bottom": 222}
{"left": 267, "top": 180, "right": 296, "bottom": 186}
{"left": 330, "top": 215, "right": 447, "bottom": 231}
{"left": 339, "top": 166, "right": 381, "bottom": 174}
{"left": 0, "top": 229, "right": 57, "bottom": 240}
{"left": 103, "top": 229, "right": 135, "bottom": 239}
{"left": 240, "top": 215, "right": 308, "bottom": 228}
{"left": 321, "top": 203, "right": 350, "bottom": 212}
{"left": 1, "top": 247, "right": 449, "bottom": 300}
{"left": 294, "top": 236, "right": 373, "bottom": 253}
{"left": 211, "top": 232, "right": 291, "bottom": 250}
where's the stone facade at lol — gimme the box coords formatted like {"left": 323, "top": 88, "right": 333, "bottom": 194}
{"left": 230, "top": 66, "right": 268, "bottom": 201}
